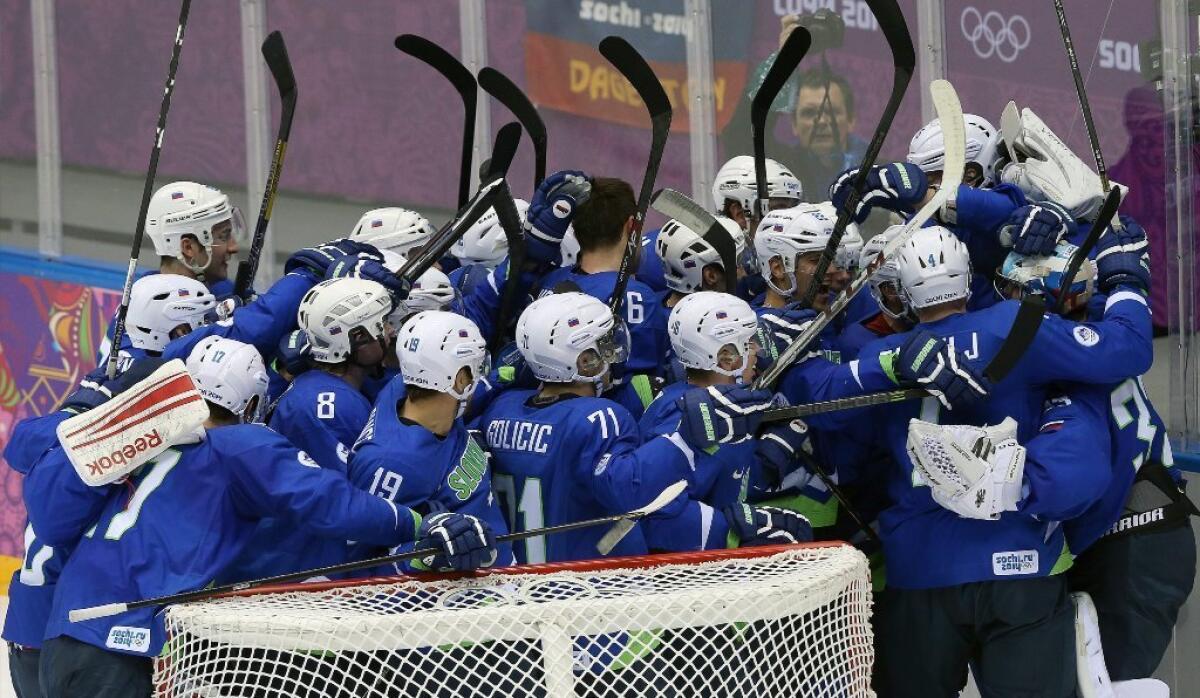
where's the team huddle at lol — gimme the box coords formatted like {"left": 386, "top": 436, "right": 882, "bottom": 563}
{"left": 4, "top": 97, "right": 1197, "bottom": 697}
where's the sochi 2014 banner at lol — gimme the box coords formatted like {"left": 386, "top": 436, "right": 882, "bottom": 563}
{"left": 523, "top": 0, "right": 754, "bottom": 132}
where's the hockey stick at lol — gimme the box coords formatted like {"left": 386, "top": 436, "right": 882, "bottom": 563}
{"left": 478, "top": 66, "right": 547, "bottom": 188}
{"left": 232, "top": 30, "right": 298, "bottom": 301}
{"left": 650, "top": 188, "right": 740, "bottom": 294}
{"left": 69, "top": 480, "right": 688, "bottom": 622}
{"left": 752, "top": 28, "right": 812, "bottom": 222}
{"left": 799, "top": 0, "right": 915, "bottom": 309}
{"left": 598, "top": 36, "right": 672, "bottom": 322}
{"left": 760, "top": 294, "right": 1046, "bottom": 423}
{"left": 484, "top": 121, "right": 522, "bottom": 181}
{"left": 395, "top": 35, "right": 477, "bottom": 209}
{"left": 105, "top": 0, "right": 193, "bottom": 380}
{"left": 1055, "top": 187, "right": 1123, "bottom": 312}
{"left": 753, "top": 78, "right": 963, "bottom": 391}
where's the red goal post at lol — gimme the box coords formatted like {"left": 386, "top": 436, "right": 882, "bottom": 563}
{"left": 154, "top": 542, "right": 875, "bottom": 697}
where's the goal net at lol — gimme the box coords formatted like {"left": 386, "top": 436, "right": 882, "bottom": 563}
{"left": 154, "top": 543, "right": 874, "bottom": 698}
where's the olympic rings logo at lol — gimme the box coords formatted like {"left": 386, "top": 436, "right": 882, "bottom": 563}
{"left": 960, "top": 7, "right": 1031, "bottom": 63}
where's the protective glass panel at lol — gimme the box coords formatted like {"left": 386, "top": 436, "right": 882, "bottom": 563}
{"left": 0, "top": 0, "right": 41, "bottom": 252}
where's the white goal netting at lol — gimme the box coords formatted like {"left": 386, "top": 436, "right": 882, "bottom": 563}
{"left": 155, "top": 543, "right": 873, "bottom": 698}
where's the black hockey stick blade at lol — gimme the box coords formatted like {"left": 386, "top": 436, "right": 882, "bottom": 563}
{"left": 490, "top": 179, "right": 527, "bottom": 352}
{"left": 395, "top": 34, "right": 478, "bottom": 209}
{"left": 478, "top": 66, "right": 548, "bottom": 187}
{"left": 106, "top": 0, "right": 193, "bottom": 380}
{"left": 395, "top": 176, "right": 509, "bottom": 288}
{"left": 650, "top": 188, "right": 738, "bottom": 294}
{"left": 1054, "top": 187, "right": 1122, "bottom": 314}
{"left": 233, "top": 30, "right": 298, "bottom": 301}
{"left": 598, "top": 35, "right": 672, "bottom": 318}
{"left": 751, "top": 28, "right": 811, "bottom": 220}
{"left": 799, "top": 0, "right": 915, "bottom": 308}
{"left": 70, "top": 480, "right": 688, "bottom": 622}
{"left": 484, "top": 121, "right": 522, "bottom": 181}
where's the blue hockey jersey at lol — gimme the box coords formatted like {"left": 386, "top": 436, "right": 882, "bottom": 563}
{"left": 39, "top": 424, "right": 416, "bottom": 657}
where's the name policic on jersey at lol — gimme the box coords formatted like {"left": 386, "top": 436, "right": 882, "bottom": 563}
{"left": 486, "top": 419, "right": 554, "bottom": 454}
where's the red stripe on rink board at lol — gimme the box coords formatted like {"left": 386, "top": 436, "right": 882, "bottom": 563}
{"left": 64, "top": 374, "right": 194, "bottom": 439}
{"left": 72, "top": 393, "right": 204, "bottom": 449}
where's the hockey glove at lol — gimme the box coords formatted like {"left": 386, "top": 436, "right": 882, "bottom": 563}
{"left": 326, "top": 252, "right": 409, "bottom": 301}
{"left": 275, "top": 329, "right": 312, "bottom": 378}
{"left": 830, "top": 163, "right": 928, "bottom": 224}
{"left": 906, "top": 417, "right": 1025, "bottom": 520}
{"left": 892, "top": 330, "right": 990, "bottom": 411}
{"left": 414, "top": 512, "right": 498, "bottom": 572}
{"left": 1002, "top": 202, "right": 1073, "bottom": 256}
{"left": 724, "top": 504, "right": 813, "bottom": 547}
{"left": 678, "top": 384, "right": 776, "bottom": 449}
{"left": 526, "top": 170, "right": 591, "bottom": 267}
{"left": 755, "top": 419, "right": 812, "bottom": 490}
{"left": 285, "top": 238, "right": 383, "bottom": 277}
{"left": 203, "top": 295, "right": 244, "bottom": 326}
{"left": 61, "top": 358, "right": 169, "bottom": 414}
{"left": 1095, "top": 215, "right": 1150, "bottom": 294}
{"left": 754, "top": 306, "right": 819, "bottom": 375}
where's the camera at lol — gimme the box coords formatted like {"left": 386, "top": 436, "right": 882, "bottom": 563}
{"left": 795, "top": 9, "right": 846, "bottom": 54}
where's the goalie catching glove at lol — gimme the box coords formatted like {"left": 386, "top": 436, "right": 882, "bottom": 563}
{"left": 906, "top": 417, "right": 1026, "bottom": 521}
{"left": 413, "top": 512, "right": 498, "bottom": 572}
{"left": 723, "top": 504, "right": 813, "bottom": 547}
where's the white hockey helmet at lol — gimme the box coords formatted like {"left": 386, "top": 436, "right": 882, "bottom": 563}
{"left": 396, "top": 311, "right": 490, "bottom": 401}
{"left": 655, "top": 218, "right": 747, "bottom": 294}
{"left": 516, "top": 292, "right": 629, "bottom": 383}
{"left": 559, "top": 225, "right": 581, "bottom": 267}
{"left": 996, "top": 240, "right": 1095, "bottom": 305}
{"left": 822, "top": 201, "right": 863, "bottom": 272}
{"left": 754, "top": 203, "right": 836, "bottom": 296}
{"left": 379, "top": 249, "right": 459, "bottom": 325}
{"left": 860, "top": 226, "right": 907, "bottom": 320}
{"left": 125, "top": 274, "right": 216, "bottom": 352}
{"left": 894, "top": 226, "right": 972, "bottom": 310}
{"left": 711, "top": 155, "right": 803, "bottom": 215}
{"left": 186, "top": 336, "right": 269, "bottom": 422}
{"left": 145, "top": 181, "right": 244, "bottom": 272}
{"left": 297, "top": 278, "right": 394, "bottom": 364}
{"left": 452, "top": 199, "right": 527, "bottom": 269}
{"left": 668, "top": 291, "right": 759, "bottom": 377}
{"left": 349, "top": 207, "right": 436, "bottom": 258}
{"left": 908, "top": 114, "right": 1002, "bottom": 186}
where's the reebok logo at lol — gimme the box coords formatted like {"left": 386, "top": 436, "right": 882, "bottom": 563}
{"left": 992, "top": 549, "right": 1038, "bottom": 576}
{"left": 85, "top": 430, "right": 163, "bottom": 477}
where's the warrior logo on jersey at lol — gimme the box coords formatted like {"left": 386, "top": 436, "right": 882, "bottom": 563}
{"left": 448, "top": 438, "right": 489, "bottom": 501}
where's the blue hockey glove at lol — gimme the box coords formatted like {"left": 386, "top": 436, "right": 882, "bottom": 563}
{"left": 755, "top": 419, "right": 812, "bottom": 490}
{"left": 723, "top": 504, "right": 813, "bottom": 547}
{"left": 679, "top": 384, "right": 775, "bottom": 449}
{"left": 275, "top": 329, "right": 312, "bottom": 378}
{"left": 892, "top": 330, "right": 990, "bottom": 411}
{"left": 203, "top": 295, "right": 244, "bottom": 325}
{"left": 526, "top": 170, "right": 592, "bottom": 266}
{"left": 61, "top": 358, "right": 169, "bottom": 413}
{"left": 1095, "top": 215, "right": 1150, "bottom": 294}
{"left": 830, "top": 162, "right": 928, "bottom": 223}
{"left": 414, "top": 512, "right": 498, "bottom": 572}
{"left": 754, "top": 306, "right": 819, "bottom": 378}
{"left": 1003, "top": 201, "right": 1072, "bottom": 256}
{"left": 326, "top": 253, "right": 409, "bottom": 301}
{"left": 285, "top": 238, "right": 383, "bottom": 277}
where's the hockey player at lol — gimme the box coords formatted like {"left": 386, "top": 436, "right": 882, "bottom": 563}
{"left": 223, "top": 277, "right": 395, "bottom": 582}
{"left": 710, "top": 155, "right": 803, "bottom": 232}
{"left": 97, "top": 273, "right": 215, "bottom": 372}
{"left": 836, "top": 226, "right": 911, "bottom": 358}
{"left": 30, "top": 337, "right": 495, "bottom": 698}
{"left": 753, "top": 203, "right": 844, "bottom": 315}
{"left": 478, "top": 293, "right": 805, "bottom": 564}
{"left": 348, "top": 206, "right": 436, "bottom": 259}
{"left": 349, "top": 311, "right": 513, "bottom": 570}
{"left": 852, "top": 223, "right": 1156, "bottom": 697}
{"left": 654, "top": 218, "right": 746, "bottom": 308}
{"left": 449, "top": 199, "right": 526, "bottom": 296}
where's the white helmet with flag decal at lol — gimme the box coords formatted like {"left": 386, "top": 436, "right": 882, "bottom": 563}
{"left": 908, "top": 114, "right": 1002, "bottom": 187}
{"left": 668, "top": 291, "right": 759, "bottom": 376}
{"left": 186, "top": 336, "right": 269, "bottom": 422}
{"left": 711, "top": 155, "right": 803, "bottom": 217}
{"left": 126, "top": 274, "right": 216, "bottom": 352}
{"left": 349, "top": 207, "right": 435, "bottom": 258}
{"left": 754, "top": 203, "right": 835, "bottom": 296}
{"left": 145, "top": 181, "right": 245, "bottom": 273}
{"left": 397, "top": 311, "right": 490, "bottom": 401}
{"left": 860, "top": 225, "right": 908, "bottom": 319}
{"left": 656, "top": 218, "right": 746, "bottom": 294}
{"left": 516, "top": 292, "right": 629, "bottom": 384}
{"left": 297, "top": 278, "right": 393, "bottom": 364}
{"left": 452, "top": 199, "right": 528, "bottom": 269}
{"left": 894, "top": 226, "right": 972, "bottom": 310}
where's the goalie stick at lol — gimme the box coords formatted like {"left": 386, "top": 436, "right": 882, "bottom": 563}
{"left": 649, "top": 188, "right": 740, "bottom": 294}
{"left": 799, "top": 0, "right": 915, "bottom": 310}
{"left": 232, "top": 30, "right": 298, "bottom": 301}
{"left": 753, "top": 78, "right": 963, "bottom": 391}
{"left": 69, "top": 480, "right": 688, "bottom": 622}
{"left": 598, "top": 36, "right": 672, "bottom": 322}
{"left": 395, "top": 34, "right": 477, "bottom": 209}
{"left": 478, "top": 66, "right": 547, "bottom": 188}
{"left": 752, "top": 28, "right": 812, "bottom": 222}
{"left": 105, "top": 0, "right": 193, "bottom": 380}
